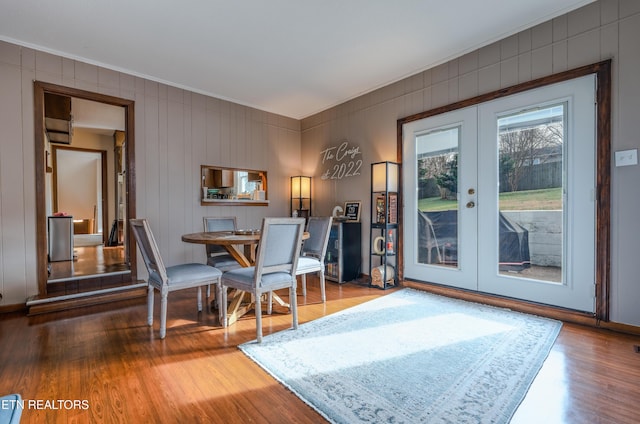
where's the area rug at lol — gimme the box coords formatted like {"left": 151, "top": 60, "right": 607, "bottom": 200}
{"left": 239, "top": 288, "right": 562, "bottom": 424}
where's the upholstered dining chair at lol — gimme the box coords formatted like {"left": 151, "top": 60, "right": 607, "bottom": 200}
{"left": 295, "top": 216, "right": 333, "bottom": 302}
{"left": 203, "top": 216, "right": 242, "bottom": 272}
{"left": 219, "top": 217, "right": 305, "bottom": 343}
{"left": 130, "top": 218, "right": 223, "bottom": 339}
{"left": 0, "top": 393, "right": 22, "bottom": 424}
{"left": 203, "top": 216, "right": 242, "bottom": 297}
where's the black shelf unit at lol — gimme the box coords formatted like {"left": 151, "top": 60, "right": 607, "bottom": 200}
{"left": 325, "top": 221, "right": 361, "bottom": 284}
{"left": 369, "top": 161, "right": 400, "bottom": 289}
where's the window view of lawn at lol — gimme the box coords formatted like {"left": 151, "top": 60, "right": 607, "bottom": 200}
{"left": 415, "top": 103, "right": 565, "bottom": 283}
{"left": 418, "top": 187, "right": 562, "bottom": 211}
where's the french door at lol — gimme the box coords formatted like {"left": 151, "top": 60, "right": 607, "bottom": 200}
{"left": 403, "top": 75, "right": 596, "bottom": 312}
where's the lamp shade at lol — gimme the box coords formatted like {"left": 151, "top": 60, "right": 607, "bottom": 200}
{"left": 291, "top": 176, "right": 311, "bottom": 198}
{"left": 291, "top": 175, "right": 312, "bottom": 218}
{"left": 372, "top": 161, "right": 399, "bottom": 192}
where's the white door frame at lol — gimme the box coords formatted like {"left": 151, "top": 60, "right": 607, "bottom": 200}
{"left": 476, "top": 75, "right": 596, "bottom": 312}
{"left": 402, "top": 107, "right": 478, "bottom": 291}
{"left": 396, "top": 61, "right": 612, "bottom": 320}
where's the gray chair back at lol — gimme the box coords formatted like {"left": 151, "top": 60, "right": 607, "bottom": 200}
{"left": 203, "top": 216, "right": 237, "bottom": 256}
{"left": 302, "top": 216, "right": 333, "bottom": 260}
{"left": 130, "top": 218, "right": 168, "bottom": 285}
{"left": 254, "top": 217, "right": 306, "bottom": 286}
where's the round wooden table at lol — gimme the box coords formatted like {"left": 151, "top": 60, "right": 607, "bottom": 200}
{"left": 181, "top": 230, "right": 309, "bottom": 325}
{"left": 181, "top": 230, "right": 263, "bottom": 267}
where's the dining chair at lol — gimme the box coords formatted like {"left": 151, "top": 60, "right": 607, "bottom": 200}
{"left": 130, "top": 218, "right": 223, "bottom": 339}
{"left": 0, "top": 393, "right": 22, "bottom": 424}
{"left": 203, "top": 216, "right": 242, "bottom": 272}
{"left": 203, "top": 216, "right": 242, "bottom": 298}
{"left": 295, "top": 216, "right": 333, "bottom": 302}
{"left": 219, "top": 217, "right": 305, "bottom": 343}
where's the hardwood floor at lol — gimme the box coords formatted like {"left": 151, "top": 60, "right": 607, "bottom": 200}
{"left": 1, "top": 278, "right": 639, "bottom": 423}
{"left": 45, "top": 245, "right": 132, "bottom": 299}
{"left": 47, "top": 245, "right": 129, "bottom": 282}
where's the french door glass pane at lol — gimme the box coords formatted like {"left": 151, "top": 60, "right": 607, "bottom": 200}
{"left": 496, "top": 104, "right": 564, "bottom": 283}
{"left": 416, "top": 126, "right": 459, "bottom": 268}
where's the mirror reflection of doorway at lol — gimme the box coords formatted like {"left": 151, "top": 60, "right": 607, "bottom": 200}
{"left": 47, "top": 144, "right": 128, "bottom": 287}
{"left": 34, "top": 81, "right": 138, "bottom": 304}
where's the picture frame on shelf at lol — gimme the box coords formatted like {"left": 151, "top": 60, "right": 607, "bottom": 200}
{"left": 344, "top": 201, "right": 361, "bottom": 222}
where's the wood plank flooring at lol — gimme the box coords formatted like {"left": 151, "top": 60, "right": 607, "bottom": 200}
{"left": 47, "top": 245, "right": 129, "bottom": 282}
{"left": 1, "top": 278, "right": 639, "bottom": 423}
{"left": 45, "top": 245, "right": 133, "bottom": 300}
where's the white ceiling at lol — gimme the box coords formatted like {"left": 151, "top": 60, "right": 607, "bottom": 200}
{"left": 0, "top": 0, "right": 595, "bottom": 120}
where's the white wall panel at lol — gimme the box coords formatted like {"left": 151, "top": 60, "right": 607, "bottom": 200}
{"left": 614, "top": 12, "right": 640, "bottom": 325}
{"left": 531, "top": 21, "right": 553, "bottom": 49}
{"left": 500, "top": 57, "right": 518, "bottom": 88}
{"left": 568, "top": 1, "right": 601, "bottom": 36}
{"left": 0, "top": 63, "right": 26, "bottom": 304}
{"left": 568, "top": 30, "right": 601, "bottom": 68}
{"left": 518, "top": 53, "right": 532, "bottom": 83}
{"left": 501, "top": 34, "right": 519, "bottom": 59}
{"left": 620, "top": 0, "right": 640, "bottom": 17}
{"left": 552, "top": 40, "right": 569, "bottom": 73}
{"left": 20, "top": 63, "right": 37, "bottom": 298}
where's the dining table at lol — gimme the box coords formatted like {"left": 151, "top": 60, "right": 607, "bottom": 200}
{"left": 181, "top": 229, "right": 309, "bottom": 326}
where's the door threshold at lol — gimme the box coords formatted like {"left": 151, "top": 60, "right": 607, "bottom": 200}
{"left": 47, "top": 270, "right": 131, "bottom": 284}
{"left": 27, "top": 283, "right": 147, "bottom": 315}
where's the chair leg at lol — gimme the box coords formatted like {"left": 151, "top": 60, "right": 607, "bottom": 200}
{"left": 217, "top": 283, "right": 224, "bottom": 326}
{"left": 197, "top": 286, "right": 203, "bottom": 312}
{"left": 290, "top": 284, "right": 298, "bottom": 330}
{"left": 267, "top": 292, "right": 273, "bottom": 315}
{"left": 301, "top": 274, "right": 307, "bottom": 296}
{"left": 159, "top": 291, "right": 168, "bottom": 339}
{"left": 220, "top": 285, "right": 228, "bottom": 328}
{"left": 206, "top": 284, "right": 211, "bottom": 298}
{"left": 147, "top": 285, "right": 154, "bottom": 326}
{"left": 255, "top": 292, "right": 263, "bottom": 343}
{"left": 319, "top": 270, "right": 326, "bottom": 303}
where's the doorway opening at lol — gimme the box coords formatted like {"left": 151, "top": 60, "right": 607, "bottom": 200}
{"left": 34, "top": 81, "right": 138, "bottom": 303}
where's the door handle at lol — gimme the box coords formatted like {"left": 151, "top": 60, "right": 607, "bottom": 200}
{"left": 466, "top": 201, "right": 475, "bottom": 208}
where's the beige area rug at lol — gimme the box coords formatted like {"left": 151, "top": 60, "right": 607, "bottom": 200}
{"left": 240, "top": 288, "right": 562, "bottom": 424}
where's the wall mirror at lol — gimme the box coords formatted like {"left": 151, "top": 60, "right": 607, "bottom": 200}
{"left": 201, "top": 165, "right": 268, "bottom": 206}
{"left": 33, "top": 81, "right": 138, "bottom": 309}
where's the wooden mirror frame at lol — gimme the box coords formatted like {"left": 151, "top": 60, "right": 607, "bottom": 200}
{"left": 34, "top": 81, "right": 137, "bottom": 297}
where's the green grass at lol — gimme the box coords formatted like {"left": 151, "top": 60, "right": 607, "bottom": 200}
{"left": 418, "top": 187, "right": 562, "bottom": 211}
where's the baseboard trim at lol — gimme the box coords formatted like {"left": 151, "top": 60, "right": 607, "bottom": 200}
{"left": 0, "top": 303, "right": 28, "bottom": 314}
{"left": 402, "top": 279, "right": 640, "bottom": 336}
{"left": 27, "top": 283, "right": 147, "bottom": 315}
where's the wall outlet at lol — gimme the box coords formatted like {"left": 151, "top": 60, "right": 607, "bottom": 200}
{"left": 614, "top": 149, "right": 638, "bottom": 167}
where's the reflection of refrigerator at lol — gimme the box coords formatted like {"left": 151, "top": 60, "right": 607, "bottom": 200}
{"left": 48, "top": 216, "right": 73, "bottom": 261}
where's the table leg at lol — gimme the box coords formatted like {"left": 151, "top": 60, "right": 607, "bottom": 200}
{"left": 225, "top": 289, "right": 254, "bottom": 326}
{"left": 270, "top": 292, "right": 290, "bottom": 309}
{"left": 223, "top": 245, "right": 253, "bottom": 267}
